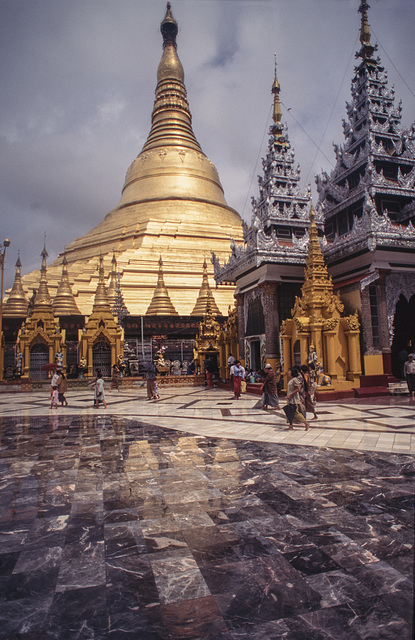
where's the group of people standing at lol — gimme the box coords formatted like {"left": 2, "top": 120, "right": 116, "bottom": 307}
{"left": 260, "top": 362, "right": 318, "bottom": 431}
{"left": 228, "top": 353, "right": 318, "bottom": 431}
{"left": 285, "top": 364, "right": 318, "bottom": 431}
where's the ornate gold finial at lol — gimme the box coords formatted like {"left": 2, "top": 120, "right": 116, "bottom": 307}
{"left": 272, "top": 55, "right": 282, "bottom": 125}
{"left": 161, "top": 3, "right": 178, "bottom": 49}
{"left": 271, "top": 55, "right": 285, "bottom": 141}
{"left": 146, "top": 256, "right": 178, "bottom": 315}
{"left": 52, "top": 254, "right": 81, "bottom": 316}
{"left": 3, "top": 253, "right": 28, "bottom": 317}
{"left": 358, "top": 1, "right": 374, "bottom": 59}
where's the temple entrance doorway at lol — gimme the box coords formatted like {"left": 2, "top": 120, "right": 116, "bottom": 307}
{"left": 391, "top": 294, "right": 415, "bottom": 379}
{"left": 249, "top": 340, "right": 261, "bottom": 372}
{"left": 93, "top": 341, "right": 111, "bottom": 377}
{"left": 30, "top": 343, "right": 49, "bottom": 380}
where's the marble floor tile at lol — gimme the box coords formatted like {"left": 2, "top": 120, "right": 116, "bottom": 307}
{"left": 0, "top": 390, "right": 413, "bottom": 638}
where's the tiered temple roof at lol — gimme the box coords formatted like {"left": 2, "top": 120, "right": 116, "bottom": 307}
{"left": 317, "top": 0, "right": 415, "bottom": 264}
{"left": 213, "top": 62, "right": 315, "bottom": 284}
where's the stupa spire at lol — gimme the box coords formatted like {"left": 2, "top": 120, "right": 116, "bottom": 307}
{"left": 92, "top": 255, "right": 111, "bottom": 312}
{"left": 294, "top": 203, "right": 344, "bottom": 319}
{"left": 52, "top": 254, "right": 81, "bottom": 316}
{"left": 142, "top": 3, "right": 201, "bottom": 153}
{"left": 107, "top": 252, "right": 118, "bottom": 307}
{"left": 146, "top": 257, "right": 178, "bottom": 315}
{"left": 191, "top": 259, "right": 221, "bottom": 316}
{"left": 304, "top": 204, "right": 328, "bottom": 285}
{"left": 3, "top": 254, "right": 28, "bottom": 317}
{"left": 34, "top": 242, "right": 52, "bottom": 308}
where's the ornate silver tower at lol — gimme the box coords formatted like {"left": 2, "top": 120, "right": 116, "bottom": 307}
{"left": 316, "top": 0, "right": 415, "bottom": 376}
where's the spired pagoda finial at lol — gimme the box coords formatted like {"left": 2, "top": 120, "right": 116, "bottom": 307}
{"left": 358, "top": 1, "right": 375, "bottom": 59}
{"left": 52, "top": 254, "right": 81, "bottom": 316}
{"left": 142, "top": 4, "right": 201, "bottom": 153}
{"left": 191, "top": 259, "right": 221, "bottom": 316}
{"left": 146, "top": 257, "right": 178, "bottom": 315}
{"left": 3, "top": 253, "right": 28, "bottom": 317}
{"left": 271, "top": 55, "right": 283, "bottom": 137}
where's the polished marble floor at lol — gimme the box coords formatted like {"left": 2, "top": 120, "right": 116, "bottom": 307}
{"left": 0, "top": 387, "right": 413, "bottom": 638}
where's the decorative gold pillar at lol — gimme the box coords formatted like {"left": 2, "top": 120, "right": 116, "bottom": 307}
{"left": 23, "top": 344, "right": 30, "bottom": 379}
{"left": 87, "top": 344, "right": 93, "bottom": 377}
{"left": 343, "top": 313, "right": 362, "bottom": 379}
{"left": 224, "top": 341, "right": 230, "bottom": 378}
{"left": 299, "top": 334, "right": 309, "bottom": 366}
{"left": 324, "top": 331, "right": 337, "bottom": 379}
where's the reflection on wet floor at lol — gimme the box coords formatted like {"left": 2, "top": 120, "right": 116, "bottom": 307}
{"left": 0, "top": 413, "right": 413, "bottom": 639}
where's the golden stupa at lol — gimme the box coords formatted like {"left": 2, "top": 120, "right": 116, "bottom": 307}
{"left": 19, "top": 3, "right": 243, "bottom": 316}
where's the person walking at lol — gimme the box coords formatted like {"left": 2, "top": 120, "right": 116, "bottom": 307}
{"left": 300, "top": 364, "right": 318, "bottom": 420}
{"left": 145, "top": 361, "right": 158, "bottom": 401}
{"left": 233, "top": 360, "right": 244, "bottom": 399}
{"left": 284, "top": 367, "right": 310, "bottom": 431}
{"left": 58, "top": 370, "right": 68, "bottom": 406}
{"left": 94, "top": 372, "right": 107, "bottom": 409}
{"left": 261, "top": 363, "right": 280, "bottom": 410}
{"left": 50, "top": 369, "right": 60, "bottom": 409}
{"left": 404, "top": 353, "right": 415, "bottom": 398}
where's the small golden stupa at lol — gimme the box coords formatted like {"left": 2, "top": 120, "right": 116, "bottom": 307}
{"left": 19, "top": 3, "right": 243, "bottom": 316}
{"left": 280, "top": 205, "right": 362, "bottom": 390}
{"left": 3, "top": 255, "right": 28, "bottom": 318}
{"left": 52, "top": 255, "right": 81, "bottom": 317}
{"left": 145, "top": 257, "right": 178, "bottom": 316}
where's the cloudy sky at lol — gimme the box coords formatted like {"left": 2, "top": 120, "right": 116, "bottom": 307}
{"left": 1, "top": 0, "right": 414, "bottom": 290}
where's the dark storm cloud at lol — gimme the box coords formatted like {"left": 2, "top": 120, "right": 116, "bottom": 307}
{"left": 0, "top": 0, "right": 413, "bottom": 289}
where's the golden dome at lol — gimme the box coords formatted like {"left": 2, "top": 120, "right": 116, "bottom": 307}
{"left": 19, "top": 4, "right": 243, "bottom": 317}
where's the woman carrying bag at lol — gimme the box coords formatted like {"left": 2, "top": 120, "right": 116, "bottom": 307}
{"left": 261, "top": 364, "right": 280, "bottom": 410}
